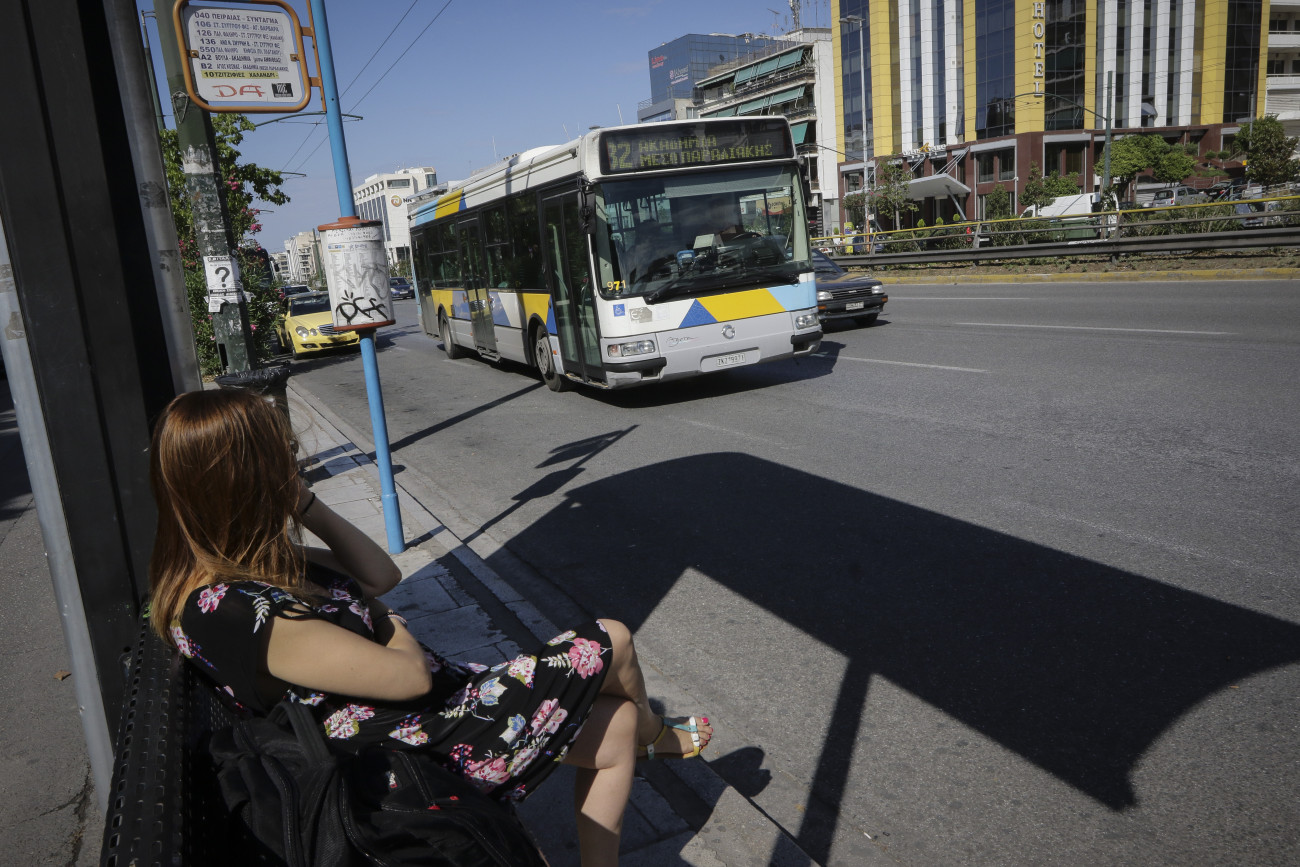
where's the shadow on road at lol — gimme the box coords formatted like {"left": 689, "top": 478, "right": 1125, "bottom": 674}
{"left": 493, "top": 449, "right": 1300, "bottom": 864}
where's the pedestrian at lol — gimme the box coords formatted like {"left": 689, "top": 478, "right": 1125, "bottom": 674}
{"left": 147, "top": 388, "right": 712, "bottom": 866}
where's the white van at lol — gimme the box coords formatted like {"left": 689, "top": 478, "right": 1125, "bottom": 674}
{"left": 1144, "top": 186, "right": 1199, "bottom": 208}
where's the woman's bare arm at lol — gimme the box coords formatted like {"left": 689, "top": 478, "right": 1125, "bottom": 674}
{"left": 295, "top": 481, "right": 402, "bottom": 598}
{"left": 265, "top": 608, "right": 431, "bottom": 701}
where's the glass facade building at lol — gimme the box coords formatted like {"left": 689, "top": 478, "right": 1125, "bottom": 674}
{"left": 830, "top": 0, "right": 1268, "bottom": 226}
{"left": 646, "top": 33, "right": 787, "bottom": 106}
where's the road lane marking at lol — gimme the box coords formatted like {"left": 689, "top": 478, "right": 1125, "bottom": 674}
{"left": 822, "top": 354, "right": 988, "bottom": 373}
{"left": 897, "top": 297, "right": 1041, "bottom": 301}
{"left": 955, "top": 322, "right": 1233, "bottom": 336}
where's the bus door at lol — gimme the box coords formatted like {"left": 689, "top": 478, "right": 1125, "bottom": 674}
{"left": 542, "top": 192, "right": 601, "bottom": 381}
{"left": 457, "top": 218, "right": 497, "bottom": 355}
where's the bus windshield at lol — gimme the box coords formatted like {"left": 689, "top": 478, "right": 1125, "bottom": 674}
{"left": 597, "top": 164, "right": 810, "bottom": 303}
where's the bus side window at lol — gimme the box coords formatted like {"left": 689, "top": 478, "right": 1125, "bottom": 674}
{"left": 508, "top": 195, "right": 542, "bottom": 290}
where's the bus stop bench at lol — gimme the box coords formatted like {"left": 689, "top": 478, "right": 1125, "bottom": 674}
{"left": 100, "top": 619, "right": 258, "bottom": 865}
{"left": 99, "top": 619, "right": 546, "bottom": 865}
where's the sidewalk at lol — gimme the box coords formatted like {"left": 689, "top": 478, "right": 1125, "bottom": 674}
{"left": 287, "top": 384, "right": 814, "bottom": 866}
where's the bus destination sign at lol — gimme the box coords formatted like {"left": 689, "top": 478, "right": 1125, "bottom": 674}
{"left": 600, "top": 120, "right": 793, "bottom": 175}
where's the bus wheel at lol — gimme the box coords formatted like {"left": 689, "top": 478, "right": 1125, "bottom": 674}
{"left": 440, "top": 315, "right": 466, "bottom": 359}
{"left": 533, "top": 327, "right": 569, "bottom": 392}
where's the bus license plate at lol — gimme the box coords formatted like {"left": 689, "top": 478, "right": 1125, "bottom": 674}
{"left": 846, "top": 301, "right": 866, "bottom": 310}
{"left": 712, "top": 351, "right": 751, "bottom": 369}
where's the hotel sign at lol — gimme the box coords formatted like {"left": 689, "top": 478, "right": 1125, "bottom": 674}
{"left": 1030, "top": 2, "right": 1045, "bottom": 93}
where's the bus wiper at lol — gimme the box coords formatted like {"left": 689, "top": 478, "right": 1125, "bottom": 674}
{"left": 644, "top": 277, "right": 692, "bottom": 304}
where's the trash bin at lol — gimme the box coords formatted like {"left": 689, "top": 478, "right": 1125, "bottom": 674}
{"left": 214, "top": 364, "right": 291, "bottom": 427}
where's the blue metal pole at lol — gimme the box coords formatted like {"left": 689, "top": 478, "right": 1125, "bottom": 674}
{"left": 309, "top": 0, "right": 405, "bottom": 553}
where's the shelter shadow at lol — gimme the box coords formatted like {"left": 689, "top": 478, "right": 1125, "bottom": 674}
{"left": 502, "top": 452, "right": 1300, "bottom": 816}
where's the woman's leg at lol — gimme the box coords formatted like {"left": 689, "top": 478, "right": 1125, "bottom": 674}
{"left": 597, "top": 618, "right": 711, "bottom": 756}
{"left": 563, "top": 694, "right": 638, "bottom": 867}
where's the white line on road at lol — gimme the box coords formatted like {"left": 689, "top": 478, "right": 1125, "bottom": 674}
{"left": 824, "top": 354, "right": 988, "bottom": 373}
{"left": 896, "top": 297, "right": 1040, "bottom": 301}
{"left": 955, "top": 322, "right": 1234, "bottom": 336}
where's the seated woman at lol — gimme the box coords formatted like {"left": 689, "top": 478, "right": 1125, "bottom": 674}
{"left": 148, "top": 389, "right": 711, "bottom": 867}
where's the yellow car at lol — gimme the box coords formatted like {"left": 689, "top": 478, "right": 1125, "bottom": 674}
{"left": 275, "top": 291, "right": 360, "bottom": 359}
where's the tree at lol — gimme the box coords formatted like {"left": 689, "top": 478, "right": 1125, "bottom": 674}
{"left": 1107, "top": 134, "right": 1171, "bottom": 199}
{"left": 159, "top": 114, "right": 289, "bottom": 376}
{"left": 1233, "top": 116, "right": 1300, "bottom": 188}
{"left": 1019, "top": 161, "right": 1082, "bottom": 213}
{"left": 1152, "top": 148, "right": 1198, "bottom": 186}
{"left": 842, "top": 191, "right": 867, "bottom": 228}
{"left": 985, "top": 184, "right": 1011, "bottom": 219}
{"left": 867, "top": 160, "right": 919, "bottom": 230}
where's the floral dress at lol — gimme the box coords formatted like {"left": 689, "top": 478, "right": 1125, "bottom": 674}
{"left": 173, "top": 565, "right": 610, "bottom": 802}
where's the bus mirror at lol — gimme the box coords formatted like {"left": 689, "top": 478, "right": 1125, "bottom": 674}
{"left": 578, "top": 184, "right": 596, "bottom": 235}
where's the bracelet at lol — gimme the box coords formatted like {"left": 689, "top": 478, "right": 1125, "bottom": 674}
{"left": 386, "top": 612, "right": 408, "bottom": 627}
{"left": 299, "top": 491, "right": 316, "bottom": 517}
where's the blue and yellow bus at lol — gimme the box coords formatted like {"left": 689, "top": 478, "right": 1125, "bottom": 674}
{"left": 410, "top": 117, "right": 820, "bottom": 391}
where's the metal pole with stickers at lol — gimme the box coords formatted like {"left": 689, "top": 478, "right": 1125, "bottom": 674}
{"left": 309, "top": 0, "right": 405, "bottom": 553}
{"left": 170, "top": 0, "right": 405, "bottom": 551}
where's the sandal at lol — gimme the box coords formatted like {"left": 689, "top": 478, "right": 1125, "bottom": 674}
{"left": 638, "top": 715, "right": 710, "bottom": 760}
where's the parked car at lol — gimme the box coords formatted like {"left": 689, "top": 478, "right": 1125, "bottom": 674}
{"left": 811, "top": 249, "right": 888, "bottom": 326}
{"left": 1233, "top": 202, "right": 1265, "bottom": 229}
{"left": 275, "top": 291, "right": 360, "bottom": 359}
{"left": 1144, "top": 186, "right": 1200, "bottom": 207}
{"left": 280, "top": 283, "right": 311, "bottom": 303}
{"left": 389, "top": 276, "right": 414, "bottom": 300}
{"left": 1205, "top": 178, "right": 1247, "bottom": 201}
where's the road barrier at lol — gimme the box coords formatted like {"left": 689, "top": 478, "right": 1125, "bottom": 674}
{"left": 818, "top": 195, "right": 1300, "bottom": 268}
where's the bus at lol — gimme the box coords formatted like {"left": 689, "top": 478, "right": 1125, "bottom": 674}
{"left": 410, "top": 117, "right": 821, "bottom": 392}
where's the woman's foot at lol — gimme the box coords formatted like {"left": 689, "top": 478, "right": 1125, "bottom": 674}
{"left": 638, "top": 716, "right": 713, "bottom": 760}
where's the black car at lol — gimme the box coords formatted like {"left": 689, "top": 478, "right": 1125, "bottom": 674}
{"left": 389, "top": 277, "right": 414, "bottom": 300}
{"left": 812, "top": 249, "right": 888, "bottom": 326}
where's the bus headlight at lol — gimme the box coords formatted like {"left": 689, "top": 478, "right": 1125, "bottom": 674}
{"left": 794, "top": 312, "right": 818, "bottom": 329}
{"left": 607, "top": 339, "right": 656, "bottom": 358}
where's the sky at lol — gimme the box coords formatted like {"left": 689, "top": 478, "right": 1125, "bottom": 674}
{"left": 141, "top": 0, "right": 837, "bottom": 250}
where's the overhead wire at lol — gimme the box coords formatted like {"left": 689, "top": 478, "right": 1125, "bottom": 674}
{"left": 275, "top": 0, "right": 427, "bottom": 173}
{"left": 285, "top": 0, "right": 457, "bottom": 175}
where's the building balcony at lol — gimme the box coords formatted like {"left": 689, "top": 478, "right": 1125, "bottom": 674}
{"left": 1269, "top": 32, "right": 1300, "bottom": 49}
{"left": 1267, "top": 73, "right": 1300, "bottom": 91}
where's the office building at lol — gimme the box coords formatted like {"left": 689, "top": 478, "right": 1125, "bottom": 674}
{"left": 640, "top": 32, "right": 790, "bottom": 122}
{"left": 284, "top": 230, "right": 320, "bottom": 285}
{"left": 694, "top": 29, "right": 839, "bottom": 234}
{"left": 353, "top": 167, "right": 439, "bottom": 265}
{"left": 834, "top": 0, "right": 1269, "bottom": 226}
{"left": 1266, "top": 0, "right": 1300, "bottom": 138}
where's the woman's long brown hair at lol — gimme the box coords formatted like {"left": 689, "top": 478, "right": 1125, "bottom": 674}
{"left": 148, "top": 389, "right": 308, "bottom": 643}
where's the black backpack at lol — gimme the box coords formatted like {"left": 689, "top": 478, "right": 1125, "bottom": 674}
{"left": 207, "top": 700, "right": 548, "bottom": 867}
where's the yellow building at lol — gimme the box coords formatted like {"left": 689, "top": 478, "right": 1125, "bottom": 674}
{"left": 833, "top": 0, "right": 1270, "bottom": 225}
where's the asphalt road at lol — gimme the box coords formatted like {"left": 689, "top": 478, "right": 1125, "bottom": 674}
{"left": 288, "top": 280, "right": 1300, "bottom": 866}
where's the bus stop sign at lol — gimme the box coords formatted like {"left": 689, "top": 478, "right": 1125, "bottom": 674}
{"left": 174, "top": 0, "right": 313, "bottom": 113}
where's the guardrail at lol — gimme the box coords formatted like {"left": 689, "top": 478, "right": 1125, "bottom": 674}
{"left": 815, "top": 195, "right": 1300, "bottom": 267}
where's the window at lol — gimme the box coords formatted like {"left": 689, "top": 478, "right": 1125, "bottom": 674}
{"left": 388, "top": 178, "right": 412, "bottom": 188}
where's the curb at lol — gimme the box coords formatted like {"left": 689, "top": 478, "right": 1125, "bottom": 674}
{"left": 862, "top": 267, "right": 1300, "bottom": 285}
{"left": 287, "top": 382, "right": 815, "bottom": 866}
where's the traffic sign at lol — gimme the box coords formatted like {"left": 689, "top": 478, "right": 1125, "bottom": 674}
{"left": 173, "top": 0, "right": 313, "bottom": 113}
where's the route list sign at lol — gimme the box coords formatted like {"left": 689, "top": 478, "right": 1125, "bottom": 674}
{"left": 176, "top": 1, "right": 312, "bottom": 113}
